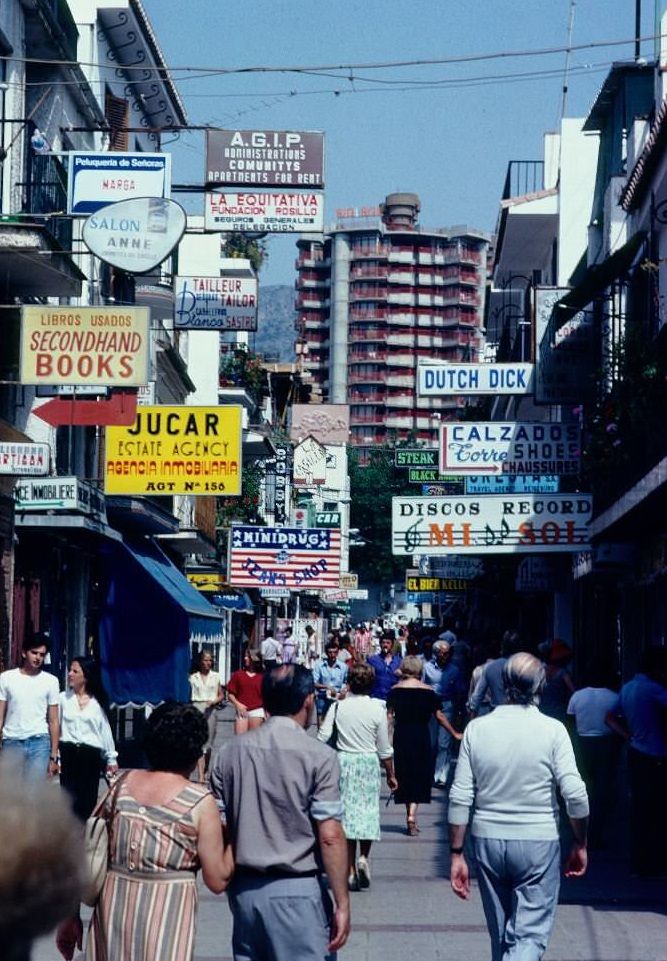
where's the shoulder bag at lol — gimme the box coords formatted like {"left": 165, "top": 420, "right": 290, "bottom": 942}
{"left": 326, "top": 702, "right": 340, "bottom": 750}
{"left": 83, "top": 771, "right": 128, "bottom": 907}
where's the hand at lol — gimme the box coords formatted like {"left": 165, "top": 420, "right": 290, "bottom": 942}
{"left": 328, "top": 904, "right": 350, "bottom": 952}
{"left": 106, "top": 763, "right": 119, "bottom": 778}
{"left": 386, "top": 774, "right": 398, "bottom": 792}
{"left": 236, "top": 702, "right": 248, "bottom": 717}
{"left": 48, "top": 757, "right": 59, "bottom": 779}
{"left": 56, "top": 914, "right": 83, "bottom": 960}
{"left": 563, "top": 842, "right": 588, "bottom": 878}
{"left": 453, "top": 731, "right": 463, "bottom": 741}
{"left": 450, "top": 854, "right": 471, "bottom": 900}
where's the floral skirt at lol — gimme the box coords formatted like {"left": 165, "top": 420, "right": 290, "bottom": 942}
{"left": 339, "top": 751, "right": 381, "bottom": 841}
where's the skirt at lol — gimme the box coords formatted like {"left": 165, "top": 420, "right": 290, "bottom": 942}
{"left": 338, "top": 752, "right": 381, "bottom": 841}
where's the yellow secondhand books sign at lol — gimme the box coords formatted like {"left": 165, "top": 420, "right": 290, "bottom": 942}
{"left": 105, "top": 405, "right": 242, "bottom": 496}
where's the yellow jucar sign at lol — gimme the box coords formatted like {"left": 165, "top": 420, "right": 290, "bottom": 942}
{"left": 105, "top": 405, "right": 242, "bottom": 496}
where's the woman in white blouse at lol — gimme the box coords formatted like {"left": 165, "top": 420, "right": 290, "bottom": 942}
{"left": 318, "top": 662, "right": 398, "bottom": 892}
{"left": 189, "top": 650, "right": 224, "bottom": 776}
{"left": 58, "top": 655, "right": 118, "bottom": 820}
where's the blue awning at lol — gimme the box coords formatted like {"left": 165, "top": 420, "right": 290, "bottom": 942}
{"left": 208, "top": 591, "right": 255, "bottom": 613}
{"left": 99, "top": 538, "right": 223, "bottom": 707}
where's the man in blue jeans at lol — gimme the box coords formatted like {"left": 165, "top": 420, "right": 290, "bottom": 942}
{"left": 0, "top": 633, "right": 60, "bottom": 780}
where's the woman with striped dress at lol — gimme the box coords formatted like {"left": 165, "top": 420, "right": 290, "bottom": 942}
{"left": 56, "top": 702, "right": 233, "bottom": 961}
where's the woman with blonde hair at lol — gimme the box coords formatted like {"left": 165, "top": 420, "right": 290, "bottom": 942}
{"left": 318, "top": 662, "right": 397, "bottom": 891}
{"left": 387, "top": 655, "right": 462, "bottom": 835}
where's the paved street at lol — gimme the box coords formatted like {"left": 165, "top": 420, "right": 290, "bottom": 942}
{"left": 33, "top": 711, "right": 666, "bottom": 961}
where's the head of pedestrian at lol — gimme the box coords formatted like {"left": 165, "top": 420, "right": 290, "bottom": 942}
{"left": 502, "top": 652, "right": 546, "bottom": 706}
{"left": 398, "top": 655, "right": 423, "bottom": 679}
{"left": 325, "top": 639, "right": 340, "bottom": 665}
{"left": 438, "top": 629, "right": 457, "bottom": 645}
{"left": 67, "top": 655, "right": 109, "bottom": 710}
{"left": 380, "top": 632, "right": 395, "bottom": 655}
{"left": 501, "top": 629, "right": 522, "bottom": 658}
{"left": 347, "top": 662, "right": 375, "bottom": 695}
{"left": 243, "top": 649, "right": 263, "bottom": 673}
{"left": 262, "top": 664, "right": 315, "bottom": 723}
{"left": 432, "top": 639, "right": 452, "bottom": 666}
{"left": 20, "top": 631, "right": 49, "bottom": 673}
{"left": 196, "top": 649, "right": 214, "bottom": 674}
{"left": 143, "top": 701, "right": 209, "bottom": 776}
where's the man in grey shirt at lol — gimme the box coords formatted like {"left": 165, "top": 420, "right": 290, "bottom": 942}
{"left": 210, "top": 665, "right": 350, "bottom": 961}
{"left": 468, "top": 629, "right": 522, "bottom": 717}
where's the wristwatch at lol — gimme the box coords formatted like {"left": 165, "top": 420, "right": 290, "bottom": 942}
{"left": 49, "top": 755, "right": 59, "bottom": 763}
{"left": 450, "top": 846, "right": 464, "bottom": 855}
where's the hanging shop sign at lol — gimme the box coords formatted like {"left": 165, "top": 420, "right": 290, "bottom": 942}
{"left": 340, "top": 572, "right": 358, "bottom": 589}
{"left": 15, "top": 476, "right": 106, "bottom": 522}
{"left": 391, "top": 494, "right": 592, "bottom": 556}
{"left": 418, "top": 363, "right": 534, "bottom": 396}
{"left": 0, "top": 442, "right": 50, "bottom": 476}
{"left": 320, "top": 588, "right": 369, "bottom": 602}
{"left": 104, "top": 405, "right": 242, "bottom": 497}
{"left": 206, "top": 129, "right": 324, "bottom": 188}
{"left": 291, "top": 404, "right": 350, "bottom": 445}
{"left": 174, "top": 275, "right": 258, "bottom": 330}
{"left": 315, "top": 511, "right": 341, "bottom": 528}
{"left": 465, "top": 475, "right": 560, "bottom": 495}
{"left": 205, "top": 191, "right": 324, "bottom": 232}
{"left": 293, "top": 436, "right": 327, "bottom": 486}
{"left": 82, "top": 197, "right": 186, "bottom": 273}
{"left": 439, "top": 422, "right": 580, "bottom": 476}
{"left": 418, "top": 556, "right": 485, "bottom": 579}
{"left": 229, "top": 525, "right": 341, "bottom": 590}
{"left": 186, "top": 572, "right": 228, "bottom": 592}
{"left": 67, "top": 151, "right": 171, "bottom": 215}
{"left": 395, "top": 448, "right": 439, "bottom": 468}
{"left": 534, "top": 287, "right": 594, "bottom": 405}
{"left": 20, "top": 306, "right": 149, "bottom": 387}
{"left": 406, "top": 575, "right": 467, "bottom": 593}
{"left": 273, "top": 443, "right": 291, "bottom": 525}
{"left": 408, "top": 469, "right": 464, "bottom": 487}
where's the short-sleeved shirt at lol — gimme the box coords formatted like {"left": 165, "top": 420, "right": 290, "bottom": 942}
{"left": 617, "top": 673, "right": 667, "bottom": 757}
{"left": 210, "top": 715, "right": 343, "bottom": 874}
{"left": 226, "top": 670, "right": 264, "bottom": 712}
{"left": 261, "top": 637, "right": 282, "bottom": 663}
{"left": 189, "top": 670, "right": 221, "bottom": 703}
{"left": 0, "top": 668, "right": 60, "bottom": 739}
{"left": 313, "top": 660, "right": 348, "bottom": 709}
{"left": 367, "top": 653, "right": 402, "bottom": 700}
{"left": 566, "top": 687, "right": 619, "bottom": 737}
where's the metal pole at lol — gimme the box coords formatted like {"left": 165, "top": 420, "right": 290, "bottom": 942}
{"left": 636, "top": 0, "right": 642, "bottom": 60}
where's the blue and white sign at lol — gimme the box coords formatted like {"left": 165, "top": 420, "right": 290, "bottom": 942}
{"left": 465, "top": 475, "right": 560, "bottom": 494}
{"left": 439, "top": 422, "right": 580, "bottom": 476}
{"left": 418, "top": 363, "right": 534, "bottom": 396}
{"left": 174, "top": 275, "right": 258, "bottom": 330}
{"left": 67, "top": 151, "right": 171, "bottom": 215}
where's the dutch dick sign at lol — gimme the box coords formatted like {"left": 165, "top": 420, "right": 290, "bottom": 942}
{"left": 418, "top": 363, "right": 534, "bottom": 396}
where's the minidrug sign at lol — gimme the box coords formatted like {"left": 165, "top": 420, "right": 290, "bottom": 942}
{"left": 439, "top": 422, "right": 580, "bottom": 475}
{"left": 205, "top": 191, "right": 324, "bottom": 233}
{"left": 20, "top": 306, "right": 149, "bottom": 386}
{"left": 229, "top": 525, "right": 341, "bottom": 589}
{"left": 392, "top": 494, "right": 592, "bottom": 555}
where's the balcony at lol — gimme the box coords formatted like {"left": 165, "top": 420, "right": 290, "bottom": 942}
{"left": 295, "top": 254, "right": 327, "bottom": 269}
{"left": 349, "top": 370, "right": 387, "bottom": 384}
{"left": 386, "top": 333, "right": 415, "bottom": 347}
{"left": 296, "top": 276, "right": 329, "bottom": 289}
{"left": 386, "top": 373, "right": 414, "bottom": 387}
{"left": 503, "top": 160, "right": 545, "bottom": 200}
{"left": 348, "top": 390, "right": 386, "bottom": 403}
{"left": 350, "top": 245, "right": 389, "bottom": 259}
{"left": 350, "top": 265, "right": 388, "bottom": 279}
{"left": 385, "top": 393, "right": 412, "bottom": 408}
{"left": 296, "top": 295, "right": 327, "bottom": 309}
{"left": 387, "top": 249, "right": 414, "bottom": 264}
{"left": 349, "top": 288, "right": 387, "bottom": 302}
{"left": 388, "top": 271, "right": 415, "bottom": 284}
{"left": 386, "top": 415, "right": 414, "bottom": 429}
{"left": 387, "top": 292, "right": 414, "bottom": 305}
{"left": 25, "top": 153, "right": 72, "bottom": 251}
{"left": 349, "top": 327, "right": 385, "bottom": 342}
{"left": 349, "top": 308, "right": 387, "bottom": 321}
{"left": 387, "top": 312, "right": 415, "bottom": 327}
{"left": 385, "top": 352, "right": 415, "bottom": 367}
{"left": 349, "top": 348, "right": 387, "bottom": 362}
{"left": 350, "top": 411, "right": 385, "bottom": 425}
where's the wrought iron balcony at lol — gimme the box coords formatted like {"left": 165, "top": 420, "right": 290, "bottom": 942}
{"left": 24, "top": 153, "right": 72, "bottom": 251}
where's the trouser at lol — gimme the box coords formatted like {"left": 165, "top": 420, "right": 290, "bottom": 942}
{"left": 228, "top": 873, "right": 335, "bottom": 961}
{"left": 576, "top": 735, "right": 618, "bottom": 846}
{"left": 432, "top": 700, "right": 454, "bottom": 784}
{"left": 473, "top": 837, "right": 561, "bottom": 961}
{"left": 1, "top": 734, "right": 51, "bottom": 780}
{"left": 59, "top": 741, "right": 104, "bottom": 821}
{"left": 628, "top": 748, "right": 667, "bottom": 876}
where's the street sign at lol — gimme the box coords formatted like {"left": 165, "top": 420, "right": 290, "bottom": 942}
{"left": 315, "top": 511, "right": 341, "bottom": 527}
{"left": 439, "top": 422, "right": 580, "bottom": 476}
{"left": 395, "top": 449, "right": 438, "bottom": 468}
{"left": 418, "top": 363, "right": 534, "bottom": 396}
{"left": 392, "top": 494, "right": 592, "bottom": 555}
{"left": 34, "top": 389, "right": 138, "bottom": 427}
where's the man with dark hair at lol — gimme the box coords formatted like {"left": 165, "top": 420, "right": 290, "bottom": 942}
{"left": 468, "top": 629, "right": 522, "bottom": 717}
{"left": 0, "top": 632, "right": 60, "bottom": 780}
{"left": 313, "top": 640, "right": 348, "bottom": 725}
{"left": 367, "top": 632, "right": 402, "bottom": 702}
{"left": 210, "top": 665, "right": 350, "bottom": 961}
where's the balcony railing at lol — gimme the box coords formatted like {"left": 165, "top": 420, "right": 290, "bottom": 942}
{"left": 502, "top": 160, "right": 545, "bottom": 200}
{"left": 24, "top": 153, "right": 72, "bottom": 251}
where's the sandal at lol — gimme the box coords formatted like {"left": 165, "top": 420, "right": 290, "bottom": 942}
{"left": 407, "top": 818, "right": 419, "bottom": 836}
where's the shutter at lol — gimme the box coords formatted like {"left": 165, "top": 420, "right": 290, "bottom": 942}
{"left": 105, "top": 93, "right": 129, "bottom": 151}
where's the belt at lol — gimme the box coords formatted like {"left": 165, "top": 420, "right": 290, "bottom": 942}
{"left": 235, "top": 867, "right": 320, "bottom": 880}
{"left": 109, "top": 867, "right": 196, "bottom": 883}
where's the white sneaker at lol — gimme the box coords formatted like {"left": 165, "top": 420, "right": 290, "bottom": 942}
{"left": 357, "top": 856, "right": 371, "bottom": 889}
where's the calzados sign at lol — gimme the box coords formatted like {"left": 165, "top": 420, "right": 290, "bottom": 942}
{"left": 392, "top": 494, "right": 592, "bottom": 556}
{"left": 439, "top": 422, "right": 580, "bottom": 475}
{"left": 228, "top": 525, "right": 341, "bottom": 589}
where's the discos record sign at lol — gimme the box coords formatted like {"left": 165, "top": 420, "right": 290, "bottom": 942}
{"left": 82, "top": 197, "right": 186, "bottom": 274}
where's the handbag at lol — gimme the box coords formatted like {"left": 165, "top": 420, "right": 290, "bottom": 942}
{"left": 326, "top": 703, "right": 340, "bottom": 750}
{"left": 82, "top": 771, "right": 128, "bottom": 907}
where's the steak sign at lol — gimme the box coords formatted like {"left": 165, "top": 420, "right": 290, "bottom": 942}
{"left": 392, "top": 494, "right": 592, "bottom": 556}
{"left": 439, "top": 422, "right": 580, "bottom": 476}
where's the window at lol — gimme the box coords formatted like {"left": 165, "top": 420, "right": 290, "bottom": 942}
{"left": 105, "top": 91, "right": 129, "bottom": 151}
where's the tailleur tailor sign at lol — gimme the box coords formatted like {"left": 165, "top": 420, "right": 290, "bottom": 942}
{"left": 439, "top": 422, "right": 580, "bottom": 476}
{"left": 0, "top": 442, "right": 50, "bottom": 476}
{"left": 20, "top": 306, "right": 149, "bottom": 387}
{"left": 104, "top": 406, "right": 242, "bottom": 496}
{"left": 174, "top": 275, "right": 258, "bottom": 330}
{"left": 206, "top": 129, "right": 324, "bottom": 188}
{"left": 391, "top": 494, "right": 592, "bottom": 555}
{"left": 82, "top": 197, "right": 186, "bottom": 273}
{"left": 229, "top": 525, "right": 341, "bottom": 590}
{"left": 419, "top": 363, "right": 534, "bottom": 396}
{"left": 67, "top": 151, "right": 171, "bottom": 215}
{"left": 205, "top": 191, "right": 324, "bottom": 233}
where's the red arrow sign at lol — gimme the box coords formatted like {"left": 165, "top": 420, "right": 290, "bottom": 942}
{"left": 34, "top": 390, "right": 138, "bottom": 427}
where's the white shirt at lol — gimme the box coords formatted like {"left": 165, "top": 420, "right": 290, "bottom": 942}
{"left": 449, "top": 704, "right": 589, "bottom": 840}
{"left": 59, "top": 691, "right": 118, "bottom": 764}
{"left": 0, "top": 668, "right": 60, "bottom": 740}
{"left": 260, "top": 637, "right": 282, "bottom": 662}
{"left": 567, "top": 687, "right": 619, "bottom": 737}
{"left": 317, "top": 693, "right": 393, "bottom": 759}
{"left": 189, "top": 670, "right": 221, "bottom": 703}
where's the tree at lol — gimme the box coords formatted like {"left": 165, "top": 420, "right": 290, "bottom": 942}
{"left": 224, "top": 232, "right": 268, "bottom": 273}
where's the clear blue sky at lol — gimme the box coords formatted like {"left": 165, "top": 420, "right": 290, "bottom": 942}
{"left": 144, "top": 0, "right": 663, "bottom": 285}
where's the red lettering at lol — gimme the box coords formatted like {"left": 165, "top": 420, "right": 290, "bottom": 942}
{"left": 540, "top": 521, "right": 561, "bottom": 544}
{"left": 96, "top": 355, "right": 112, "bottom": 377}
{"left": 518, "top": 522, "right": 536, "bottom": 544}
{"left": 35, "top": 354, "right": 52, "bottom": 376}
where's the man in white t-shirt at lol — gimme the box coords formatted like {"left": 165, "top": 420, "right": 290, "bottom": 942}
{"left": 260, "top": 631, "right": 283, "bottom": 671}
{"left": 0, "top": 633, "right": 60, "bottom": 780}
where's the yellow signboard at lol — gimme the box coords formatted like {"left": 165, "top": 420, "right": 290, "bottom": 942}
{"left": 187, "top": 572, "right": 228, "bottom": 592}
{"left": 104, "top": 405, "right": 242, "bottom": 496}
{"left": 20, "top": 306, "right": 149, "bottom": 386}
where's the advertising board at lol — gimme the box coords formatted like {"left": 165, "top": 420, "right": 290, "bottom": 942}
{"left": 229, "top": 525, "right": 341, "bottom": 590}
{"left": 405, "top": 575, "right": 468, "bottom": 592}
{"left": 205, "top": 191, "right": 324, "bottom": 232}
{"left": 15, "top": 476, "right": 106, "bottom": 521}
{"left": 419, "top": 556, "right": 485, "bottom": 579}
{"left": 290, "top": 404, "right": 350, "bottom": 445}
{"left": 206, "top": 129, "right": 324, "bottom": 188}
{"left": 82, "top": 197, "right": 186, "bottom": 273}
{"left": 67, "top": 151, "right": 171, "bottom": 215}
{"left": 534, "top": 287, "right": 594, "bottom": 405}
{"left": 0, "top": 442, "right": 50, "bottom": 476}
{"left": 418, "top": 363, "right": 534, "bottom": 396}
{"left": 174, "top": 275, "right": 258, "bottom": 330}
{"left": 293, "top": 437, "right": 327, "bottom": 486}
{"left": 104, "top": 406, "right": 242, "bottom": 496}
{"left": 20, "top": 306, "right": 149, "bottom": 387}
{"left": 392, "top": 494, "right": 592, "bottom": 555}
{"left": 395, "top": 448, "right": 439, "bottom": 468}
{"left": 465, "top": 474, "right": 559, "bottom": 494}
{"left": 439, "top": 422, "right": 580, "bottom": 476}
